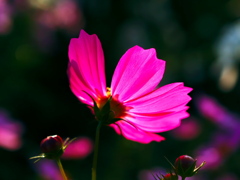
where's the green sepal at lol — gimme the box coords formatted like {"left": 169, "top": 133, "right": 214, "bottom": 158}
{"left": 29, "top": 137, "right": 76, "bottom": 163}
{"left": 44, "top": 148, "right": 64, "bottom": 160}
{"left": 93, "top": 96, "right": 120, "bottom": 125}
{"left": 174, "top": 159, "right": 205, "bottom": 178}
{"left": 183, "top": 160, "right": 197, "bottom": 177}
{"left": 100, "top": 96, "right": 111, "bottom": 115}
{"left": 82, "top": 91, "right": 101, "bottom": 119}
{"left": 175, "top": 159, "right": 195, "bottom": 177}
{"left": 29, "top": 149, "right": 64, "bottom": 162}
{"left": 29, "top": 154, "right": 45, "bottom": 163}
{"left": 93, "top": 100, "right": 100, "bottom": 119}
{"left": 82, "top": 90, "right": 123, "bottom": 125}
{"left": 193, "top": 161, "right": 206, "bottom": 174}
{"left": 97, "top": 98, "right": 111, "bottom": 122}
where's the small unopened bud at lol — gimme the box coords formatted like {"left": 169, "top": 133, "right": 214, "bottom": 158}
{"left": 40, "top": 135, "right": 64, "bottom": 159}
{"left": 30, "top": 135, "right": 76, "bottom": 163}
{"left": 174, "top": 155, "right": 205, "bottom": 178}
{"left": 162, "top": 173, "right": 178, "bottom": 180}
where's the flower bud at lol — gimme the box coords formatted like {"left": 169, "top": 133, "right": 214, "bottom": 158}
{"left": 174, "top": 155, "right": 205, "bottom": 178}
{"left": 40, "top": 135, "right": 64, "bottom": 159}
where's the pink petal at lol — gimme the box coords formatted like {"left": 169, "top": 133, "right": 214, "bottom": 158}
{"left": 109, "top": 121, "right": 165, "bottom": 143}
{"left": 68, "top": 64, "right": 94, "bottom": 105}
{"left": 126, "top": 83, "right": 192, "bottom": 113}
{"left": 68, "top": 30, "right": 106, "bottom": 105}
{"left": 126, "top": 108, "right": 190, "bottom": 132}
{"left": 111, "top": 46, "right": 166, "bottom": 102}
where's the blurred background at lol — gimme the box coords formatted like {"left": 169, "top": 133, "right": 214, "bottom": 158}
{"left": 1, "top": 0, "right": 240, "bottom": 179}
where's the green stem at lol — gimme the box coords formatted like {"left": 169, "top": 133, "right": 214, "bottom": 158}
{"left": 92, "top": 122, "right": 102, "bottom": 180}
{"left": 56, "top": 158, "right": 68, "bottom": 180}
{"left": 182, "top": 177, "right": 186, "bottom": 180}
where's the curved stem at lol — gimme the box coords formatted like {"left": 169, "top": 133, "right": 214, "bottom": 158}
{"left": 92, "top": 122, "right": 102, "bottom": 180}
{"left": 56, "top": 158, "right": 68, "bottom": 180}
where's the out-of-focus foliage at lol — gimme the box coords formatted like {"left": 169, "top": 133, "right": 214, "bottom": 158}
{"left": 0, "top": 0, "right": 240, "bottom": 179}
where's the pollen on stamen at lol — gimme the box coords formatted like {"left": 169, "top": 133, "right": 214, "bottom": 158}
{"left": 96, "top": 87, "right": 112, "bottom": 109}
{"left": 106, "top": 87, "right": 112, "bottom": 97}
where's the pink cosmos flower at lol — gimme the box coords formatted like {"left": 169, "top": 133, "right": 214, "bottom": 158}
{"left": 68, "top": 30, "right": 192, "bottom": 143}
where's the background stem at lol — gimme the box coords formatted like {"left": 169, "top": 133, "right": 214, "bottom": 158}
{"left": 92, "top": 122, "right": 102, "bottom": 180}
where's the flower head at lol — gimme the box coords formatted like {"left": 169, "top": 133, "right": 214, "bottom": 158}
{"left": 30, "top": 135, "right": 75, "bottom": 161}
{"left": 68, "top": 30, "right": 192, "bottom": 143}
{"left": 174, "top": 155, "right": 205, "bottom": 178}
{"left": 40, "top": 135, "right": 64, "bottom": 159}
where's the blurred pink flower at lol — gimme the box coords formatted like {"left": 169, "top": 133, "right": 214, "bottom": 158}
{"left": 197, "top": 95, "right": 239, "bottom": 130}
{"left": 195, "top": 94, "right": 240, "bottom": 169}
{"left": 68, "top": 30, "right": 192, "bottom": 143}
{"left": 171, "top": 117, "right": 201, "bottom": 140}
{"left": 195, "top": 130, "right": 240, "bottom": 170}
{"left": 35, "top": 159, "right": 63, "bottom": 180}
{"left": 195, "top": 146, "right": 221, "bottom": 170}
{"left": 0, "top": 110, "right": 23, "bottom": 150}
{"left": 62, "top": 137, "right": 93, "bottom": 159}
{"left": 0, "top": 0, "right": 12, "bottom": 34}
{"left": 36, "top": 0, "right": 83, "bottom": 33}
{"left": 171, "top": 95, "right": 240, "bottom": 180}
